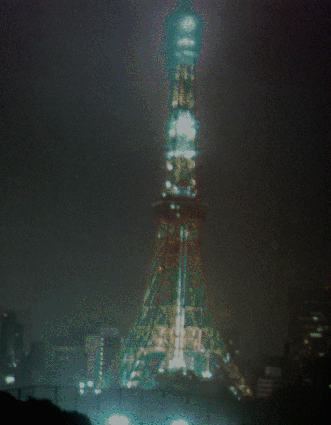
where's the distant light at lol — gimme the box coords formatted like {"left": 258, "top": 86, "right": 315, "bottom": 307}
{"left": 5, "top": 375, "right": 15, "bottom": 384}
{"left": 312, "top": 316, "right": 319, "bottom": 321}
{"left": 79, "top": 389, "right": 85, "bottom": 395}
{"left": 87, "top": 380, "right": 94, "bottom": 387}
{"left": 79, "top": 382, "right": 85, "bottom": 389}
{"left": 166, "top": 180, "right": 172, "bottom": 188}
{"left": 107, "top": 414, "right": 131, "bottom": 425}
{"left": 95, "top": 388, "right": 101, "bottom": 394}
{"left": 170, "top": 204, "right": 176, "bottom": 210}
{"left": 310, "top": 332, "right": 322, "bottom": 338}
{"left": 180, "top": 16, "right": 196, "bottom": 32}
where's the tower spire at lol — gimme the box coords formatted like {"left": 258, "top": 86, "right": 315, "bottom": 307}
{"left": 163, "top": 12, "right": 199, "bottom": 200}
{"left": 120, "top": 4, "right": 252, "bottom": 398}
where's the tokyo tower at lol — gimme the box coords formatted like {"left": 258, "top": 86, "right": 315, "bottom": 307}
{"left": 120, "top": 1, "right": 252, "bottom": 398}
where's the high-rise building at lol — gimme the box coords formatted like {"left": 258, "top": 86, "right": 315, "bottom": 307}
{"left": 49, "top": 344, "right": 85, "bottom": 386}
{"left": 255, "top": 357, "right": 283, "bottom": 399}
{"left": 85, "top": 326, "right": 122, "bottom": 390}
{"left": 0, "top": 311, "right": 24, "bottom": 368}
{"left": 289, "top": 286, "right": 331, "bottom": 363}
{"left": 120, "top": 1, "right": 251, "bottom": 397}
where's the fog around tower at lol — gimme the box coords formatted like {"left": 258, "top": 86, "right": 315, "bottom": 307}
{"left": 1, "top": 0, "right": 330, "bottom": 363}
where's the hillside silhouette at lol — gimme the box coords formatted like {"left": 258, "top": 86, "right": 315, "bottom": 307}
{"left": 0, "top": 391, "right": 91, "bottom": 425}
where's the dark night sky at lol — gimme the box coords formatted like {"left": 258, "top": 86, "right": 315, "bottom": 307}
{"left": 1, "top": 0, "right": 330, "bottom": 360}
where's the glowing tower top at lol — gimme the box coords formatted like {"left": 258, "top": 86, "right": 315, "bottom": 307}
{"left": 162, "top": 4, "right": 201, "bottom": 201}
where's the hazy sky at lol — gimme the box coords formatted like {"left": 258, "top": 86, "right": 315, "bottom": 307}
{"left": 1, "top": 0, "right": 330, "bottom": 359}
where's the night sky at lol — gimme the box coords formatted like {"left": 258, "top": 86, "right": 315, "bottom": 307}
{"left": 1, "top": 0, "right": 330, "bottom": 360}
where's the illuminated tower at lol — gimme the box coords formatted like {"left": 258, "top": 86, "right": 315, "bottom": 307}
{"left": 120, "top": 2, "right": 251, "bottom": 397}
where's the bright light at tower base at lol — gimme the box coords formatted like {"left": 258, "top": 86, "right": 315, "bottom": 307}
{"left": 106, "top": 414, "right": 130, "bottom": 425}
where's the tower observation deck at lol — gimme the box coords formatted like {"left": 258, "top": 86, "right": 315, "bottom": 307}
{"left": 120, "top": 2, "right": 252, "bottom": 398}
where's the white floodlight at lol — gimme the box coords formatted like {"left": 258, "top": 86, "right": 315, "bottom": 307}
{"left": 176, "top": 112, "right": 196, "bottom": 138}
{"left": 202, "top": 370, "right": 213, "bottom": 378}
{"left": 178, "top": 38, "right": 195, "bottom": 48}
{"left": 87, "top": 380, "right": 94, "bottom": 387}
{"left": 5, "top": 375, "right": 15, "bottom": 384}
{"left": 183, "top": 150, "right": 196, "bottom": 159}
{"left": 79, "top": 382, "right": 85, "bottom": 389}
{"left": 180, "top": 17, "right": 196, "bottom": 32}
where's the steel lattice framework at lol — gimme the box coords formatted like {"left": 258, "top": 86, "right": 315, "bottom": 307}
{"left": 120, "top": 2, "right": 252, "bottom": 398}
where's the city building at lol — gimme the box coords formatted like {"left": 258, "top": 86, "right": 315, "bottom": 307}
{"left": 85, "top": 326, "right": 122, "bottom": 392}
{"left": 255, "top": 358, "right": 283, "bottom": 399}
{"left": 0, "top": 311, "right": 24, "bottom": 369}
{"left": 289, "top": 286, "right": 331, "bottom": 363}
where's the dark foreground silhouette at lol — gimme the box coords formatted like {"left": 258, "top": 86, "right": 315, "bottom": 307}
{"left": 0, "top": 391, "right": 92, "bottom": 425}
